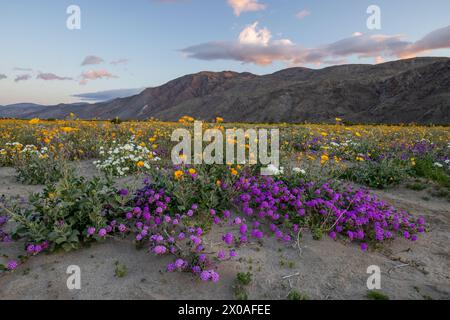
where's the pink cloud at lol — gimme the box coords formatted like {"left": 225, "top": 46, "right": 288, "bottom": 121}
{"left": 80, "top": 70, "right": 118, "bottom": 84}
{"left": 295, "top": 9, "right": 311, "bottom": 20}
{"left": 227, "top": 0, "right": 266, "bottom": 16}
{"left": 182, "top": 23, "right": 450, "bottom": 66}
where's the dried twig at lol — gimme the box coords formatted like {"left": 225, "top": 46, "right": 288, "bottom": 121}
{"left": 388, "top": 263, "right": 410, "bottom": 274}
{"left": 282, "top": 272, "right": 300, "bottom": 280}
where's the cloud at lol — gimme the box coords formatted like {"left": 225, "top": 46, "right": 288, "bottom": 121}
{"left": 0, "top": 74, "right": 7, "bottom": 80}
{"left": 79, "top": 70, "right": 118, "bottom": 85}
{"left": 37, "top": 72, "right": 73, "bottom": 81}
{"left": 72, "top": 88, "right": 145, "bottom": 102}
{"left": 238, "top": 22, "right": 271, "bottom": 46}
{"left": 295, "top": 9, "right": 311, "bottom": 20}
{"left": 110, "top": 58, "right": 129, "bottom": 65}
{"left": 13, "top": 67, "right": 33, "bottom": 72}
{"left": 14, "top": 74, "right": 32, "bottom": 82}
{"left": 181, "top": 23, "right": 450, "bottom": 66}
{"left": 228, "top": 0, "right": 266, "bottom": 16}
{"left": 81, "top": 55, "right": 104, "bottom": 66}
{"left": 399, "top": 25, "right": 450, "bottom": 58}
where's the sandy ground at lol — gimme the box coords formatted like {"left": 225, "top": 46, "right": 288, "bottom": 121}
{"left": 0, "top": 162, "right": 449, "bottom": 300}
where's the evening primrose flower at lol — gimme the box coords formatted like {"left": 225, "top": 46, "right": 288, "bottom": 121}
{"left": 293, "top": 167, "right": 306, "bottom": 175}
{"left": 265, "top": 164, "right": 284, "bottom": 176}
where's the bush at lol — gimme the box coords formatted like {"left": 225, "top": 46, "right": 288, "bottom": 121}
{"left": 367, "top": 290, "right": 389, "bottom": 300}
{"left": 338, "top": 160, "right": 407, "bottom": 189}
{"left": 287, "top": 290, "right": 309, "bottom": 300}
{"left": 411, "top": 157, "right": 450, "bottom": 189}
{"left": 15, "top": 153, "right": 67, "bottom": 185}
{"left": 8, "top": 172, "right": 128, "bottom": 252}
{"left": 236, "top": 272, "right": 252, "bottom": 286}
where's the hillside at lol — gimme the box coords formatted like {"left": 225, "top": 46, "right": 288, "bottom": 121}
{"left": 1, "top": 57, "right": 449, "bottom": 124}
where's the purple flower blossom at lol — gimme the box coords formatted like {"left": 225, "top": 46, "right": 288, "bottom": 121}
{"left": 217, "top": 250, "right": 226, "bottom": 260}
{"left": 119, "top": 189, "right": 129, "bottom": 197}
{"left": 210, "top": 271, "right": 220, "bottom": 283}
{"left": 98, "top": 228, "right": 107, "bottom": 237}
{"left": 87, "top": 227, "right": 96, "bottom": 236}
{"left": 27, "top": 244, "right": 35, "bottom": 254}
{"left": 154, "top": 245, "right": 167, "bottom": 255}
{"left": 175, "top": 259, "right": 186, "bottom": 269}
{"left": 7, "top": 260, "right": 18, "bottom": 271}
{"left": 239, "top": 224, "right": 248, "bottom": 235}
{"left": 222, "top": 233, "right": 234, "bottom": 245}
{"left": 200, "top": 271, "right": 211, "bottom": 282}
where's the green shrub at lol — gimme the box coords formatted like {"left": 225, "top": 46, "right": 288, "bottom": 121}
{"left": 405, "top": 182, "right": 427, "bottom": 191}
{"left": 412, "top": 157, "right": 450, "bottom": 189}
{"left": 236, "top": 272, "right": 252, "bottom": 286}
{"left": 338, "top": 160, "right": 407, "bottom": 189}
{"left": 114, "top": 261, "right": 127, "bottom": 278}
{"left": 15, "top": 153, "right": 67, "bottom": 185}
{"left": 366, "top": 290, "right": 389, "bottom": 300}
{"left": 234, "top": 285, "right": 248, "bottom": 300}
{"left": 8, "top": 172, "right": 127, "bottom": 252}
{"left": 287, "top": 290, "right": 309, "bottom": 300}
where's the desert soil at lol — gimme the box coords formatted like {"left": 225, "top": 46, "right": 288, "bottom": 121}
{"left": 0, "top": 162, "right": 449, "bottom": 300}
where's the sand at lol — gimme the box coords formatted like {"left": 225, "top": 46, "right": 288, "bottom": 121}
{"left": 0, "top": 162, "right": 449, "bottom": 300}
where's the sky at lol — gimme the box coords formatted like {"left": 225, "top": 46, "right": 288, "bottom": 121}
{"left": 1, "top": 0, "right": 450, "bottom": 105}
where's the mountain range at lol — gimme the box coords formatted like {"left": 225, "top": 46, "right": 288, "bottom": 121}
{"left": 1, "top": 57, "right": 449, "bottom": 124}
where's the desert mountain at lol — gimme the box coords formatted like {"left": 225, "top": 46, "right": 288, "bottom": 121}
{"left": 1, "top": 57, "right": 449, "bottom": 124}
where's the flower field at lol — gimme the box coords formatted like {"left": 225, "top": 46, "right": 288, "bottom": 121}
{"left": 0, "top": 118, "right": 449, "bottom": 299}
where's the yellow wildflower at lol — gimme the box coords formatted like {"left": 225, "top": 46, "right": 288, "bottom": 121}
{"left": 320, "top": 154, "right": 329, "bottom": 165}
{"left": 136, "top": 161, "right": 145, "bottom": 168}
{"left": 174, "top": 170, "right": 184, "bottom": 179}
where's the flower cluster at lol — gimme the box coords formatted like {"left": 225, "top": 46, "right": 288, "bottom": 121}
{"left": 121, "top": 182, "right": 240, "bottom": 282}
{"left": 86, "top": 219, "right": 128, "bottom": 240}
{"left": 233, "top": 175, "right": 426, "bottom": 249}
{"left": 26, "top": 241, "right": 49, "bottom": 255}
{"left": 0, "top": 142, "right": 49, "bottom": 165}
{"left": 94, "top": 139, "right": 160, "bottom": 176}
